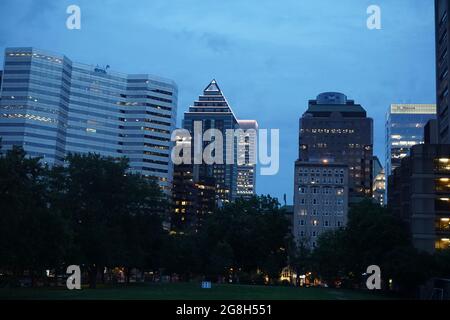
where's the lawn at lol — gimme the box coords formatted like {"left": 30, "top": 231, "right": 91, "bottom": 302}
{"left": 0, "top": 282, "right": 396, "bottom": 300}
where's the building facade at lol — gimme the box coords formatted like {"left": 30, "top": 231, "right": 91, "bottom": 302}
{"left": 293, "top": 161, "right": 349, "bottom": 249}
{"left": 236, "top": 119, "right": 258, "bottom": 199}
{"left": 372, "top": 156, "right": 385, "bottom": 206}
{"left": 385, "top": 104, "right": 436, "bottom": 177}
{"left": 182, "top": 79, "right": 239, "bottom": 203}
{"left": 171, "top": 162, "right": 216, "bottom": 232}
{"left": 299, "top": 92, "right": 373, "bottom": 203}
{"left": 0, "top": 47, "right": 177, "bottom": 193}
{"left": 388, "top": 144, "right": 450, "bottom": 253}
{"left": 436, "top": 0, "right": 450, "bottom": 143}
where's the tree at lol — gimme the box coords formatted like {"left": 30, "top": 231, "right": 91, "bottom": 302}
{"left": 0, "top": 147, "right": 69, "bottom": 286}
{"left": 61, "top": 153, "right": 166, "bottom": 288}
{"left": 382, "top": 246, "right": 434, "bottom": 294}
{"left": 195, "top": 195, "right": 290, "bottom": 283}
{"left": 312, "top": 229, "right": 347, "bottom": 287}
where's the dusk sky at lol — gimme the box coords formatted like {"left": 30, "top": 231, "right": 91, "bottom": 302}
{"left": 0, "top": 0, "right": 436, "bottom": 203}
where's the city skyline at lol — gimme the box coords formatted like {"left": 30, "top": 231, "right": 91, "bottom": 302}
{"left": 0, "top": 0, "right": 436, "bottom": 202}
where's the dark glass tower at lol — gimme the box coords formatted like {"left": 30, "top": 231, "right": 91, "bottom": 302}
{"left": 299, "top": 92, "right": 373, "bottom": 202}
{"left": 183, "top": 80, "right": 239, "bottom": 203}
{"left": 436, "top": 0, "right": 450, "bottom": 143}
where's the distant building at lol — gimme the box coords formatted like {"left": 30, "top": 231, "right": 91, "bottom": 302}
{"left": 435, "top": 0, "right": 450, "bottom": 143}
{"left": 0, "top": 47, "right": 177, "bottom": 193}
{"left": 372, "top": 156, "right": 385, "bottom": 206}
{"left": 236, "top": 119, "right": 258, "bottom": 199}
{"left": 183, "top": 80, "right": 239, "bottom": 203}
{"left": 425, "top": 119, "right": 439, "bottom": 144}
{"left": 388, "top": 144, "right": 450, "bottom": 253}
{"left": 385, "top": 104, "right": 436, "bottom": 177}
{"left": 293, "top": 160, "right": 349, "bottom": 249}
{"left": 172, "top": 163, "right": 215, "bottom": 232}
{"left": 298, "top": 92, "right": 373, "bottom": 203}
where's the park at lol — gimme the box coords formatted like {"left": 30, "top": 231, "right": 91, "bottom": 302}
{"left": 0, "top": 282, "right": 393, "bottom": 300}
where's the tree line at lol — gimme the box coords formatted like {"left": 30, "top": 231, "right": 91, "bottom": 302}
{"left": 0, "top": 147, "right": 449, "bottom": 296}
{"left": 0, "top": 147, "right": 290, "bottom": 288}
{"left": 290, "top": 200, "right": 450, "bottom": 295}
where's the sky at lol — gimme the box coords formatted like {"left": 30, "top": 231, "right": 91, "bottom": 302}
{"left": 0, "top": 0, "right": 436, "bottom": 204}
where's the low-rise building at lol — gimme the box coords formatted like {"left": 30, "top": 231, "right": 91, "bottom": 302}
{"left": 293, "top": 160, "right": 349, "bottom": 249}
{"left": 388, "top": 144, "right": 450, "bottom": 253}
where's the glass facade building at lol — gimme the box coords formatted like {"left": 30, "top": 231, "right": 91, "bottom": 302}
{"left": 236, "top": 119, "right": 258, "bottom": 199}
{"left": 182, "top": 80, "right": 239, "bottom": 203}
{"left": 0, "top": 47, "right": 177, "bottom": 193}
{"left": 385, "top": 104, "right": 436, "bottom": 177}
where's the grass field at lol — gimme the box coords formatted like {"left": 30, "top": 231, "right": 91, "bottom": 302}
{"left": 0, "top": 282, "right": 396, "bottom": 300}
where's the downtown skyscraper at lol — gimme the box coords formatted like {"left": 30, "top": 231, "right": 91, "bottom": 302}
{"left": 182, "top": 80, "right": 239, "bottom": 203}
{"left": 436, "top": 0, "right": 450, "bottom": 143}
{"left": 385, "top": 104, "right": 436, "bottom": 177}
{"left": 236, "top": 119, "right": 258, "bottom": 199}
{"left": 0, "top": 47, "right": 177, "bottom": 193}
{"left": 298, "top": 92, "right": 373, "bottom": 203}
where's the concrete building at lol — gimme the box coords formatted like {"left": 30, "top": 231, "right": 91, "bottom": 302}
{"left": 293, "top": 160, "right": 349, "bottom": 249}
{"left": 299, "top": 92, "right": 373, "bottom": 203}
{"left": 436, "top": 0, "right": 450, "bottom": 143}
{"left": 385, "top": 104, "right": 436, "bottom": 177}
{"left": 388, "top": 144, "right": 450, "bottom": 253}
{"left": 236, "top": 119, "right": 258, "bottom": 199}
{"left": 0, "top": 47, "right": 177, "bottom": 193}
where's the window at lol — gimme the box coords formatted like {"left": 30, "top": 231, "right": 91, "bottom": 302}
{"left": 299, "top": 187, "right": 306, "bottom": 194}
{"left": 300, "top": 220, "right": 305, "bottom": 226}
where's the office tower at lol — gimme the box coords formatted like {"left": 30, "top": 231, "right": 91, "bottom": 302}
{"left": 293, "top": 160, "right": 349, "bottom": 249}
{"left": 183, "top": 79, "right": 239, "bottom": 203}
{"left": 388, "top": 144, "right": 450, "bottom": 253}
{"left": 372, "top": 156, "right": 385, "bottom": 206}
{"left": 385, "top": 104, "right": 436, "bottom": 177}
{"left": 172, "top": 163, "right": 216, "bottom": 232}
{"left": 298, "top": 92, "right": 373, "bottom": 203}
{"left": 236, "top": 119, "right": 258, "bottom": 199}
{"left": 0, "top": 47, "right": 177, "bottom": 193}
{"left": 436, "top": 0, "right": 450, "bottom": 143}
{"left": 171, "top": 131, "right": 216, "bottom": 231}
{"left": 425, "top": 119, "right": 439, "bottom": 144}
